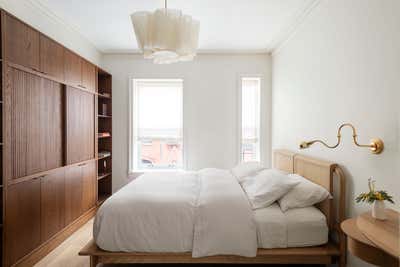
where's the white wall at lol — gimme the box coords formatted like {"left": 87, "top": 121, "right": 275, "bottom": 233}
{"left": 272, "top": 1, "right": 399, "bottom": 266}
{"left": 102, "top": 54, "right": 271, "bottom": 191}
{"left": 0, "top": 0, "right": 101, "bottom": 65}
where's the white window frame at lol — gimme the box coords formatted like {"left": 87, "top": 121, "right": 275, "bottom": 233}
{"left": 129, "top": 78, "right": 185, "bottom": 174}
{"left": 237, "top": 75, "right": 263, "bottom": 164}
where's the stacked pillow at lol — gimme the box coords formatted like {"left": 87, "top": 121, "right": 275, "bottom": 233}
{"left": 278, "top": 174, "right": 332, "bottom": 211}
{"left": 231, "top": 161, "right": 265, "bottom": 183}
{"left": 231, "top": 162, "right": 331, "bottom": 211}
{"left": 240, "top": 169, "right": 300, "bottom": 209}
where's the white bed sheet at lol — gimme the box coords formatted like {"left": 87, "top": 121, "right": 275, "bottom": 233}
{"left": 254, "top": 204, "right": 328, "bottom": 248}
{"left": 94, "top": 169, "right": 257, "bottom": 257}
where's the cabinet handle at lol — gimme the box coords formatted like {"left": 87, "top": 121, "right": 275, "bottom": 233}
{"left": 78, "top": 84, "right": 87, "bottom": 89}
{"left": 78, "top": 163, "right": 87, "bottom": 167}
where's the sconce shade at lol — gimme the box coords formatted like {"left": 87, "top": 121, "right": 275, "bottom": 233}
{"left": 131, "top": 9, "right": 200, "bottom": 64}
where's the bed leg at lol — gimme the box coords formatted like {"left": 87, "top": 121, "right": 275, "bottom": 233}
{"left": 90, "top": 256, "right": 99, "bottom": 267}
{"left": 339, "top": 231, "right": 347, "bottom": 267}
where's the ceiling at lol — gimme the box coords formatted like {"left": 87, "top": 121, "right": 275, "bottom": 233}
{"left": 33, "top": 0, "right": 317, "bottom": 53}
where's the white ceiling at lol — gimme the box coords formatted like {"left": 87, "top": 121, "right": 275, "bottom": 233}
{"left": 33, "top": 0, "right": 317, "bottom": 53}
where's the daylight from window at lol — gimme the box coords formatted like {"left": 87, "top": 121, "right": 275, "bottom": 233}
{"left": 132, "top": 79, "right": 183, "bottom": 171}
{"left": 241, "top": 77, "right": 261, "bottom": 162}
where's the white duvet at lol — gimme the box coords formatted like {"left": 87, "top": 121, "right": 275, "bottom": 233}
{"left": 93, "top": 169, "right": 257, "bottom": 257}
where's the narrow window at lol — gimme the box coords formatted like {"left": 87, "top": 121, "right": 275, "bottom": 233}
{"left": 131, "top": 79, "right": 183, "bottom": 171}
{"left": 241, "top": 77, "right": 261, "bottom": 162}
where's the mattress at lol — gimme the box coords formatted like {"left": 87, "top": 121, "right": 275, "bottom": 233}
{"left": 254, "top": 203, "right": 328, "bottom": 248}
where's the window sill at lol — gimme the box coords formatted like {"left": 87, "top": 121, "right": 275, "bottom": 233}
{"left": 128, "top": 169, "right": 184, "bottom": 177}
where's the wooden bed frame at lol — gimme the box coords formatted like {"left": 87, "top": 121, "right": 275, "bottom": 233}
{"left": 80, "top": 150, "right": 347, "bottom": 266}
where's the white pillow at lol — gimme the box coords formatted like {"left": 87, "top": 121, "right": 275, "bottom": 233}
{"left": 278, "top": 174, "right": 332, "bottom": 212}
{"left": 241, "top": 169, "right": 300, "bottom": 209}
{"left": 231, "top": 161, "right": 264, "bottom": 182}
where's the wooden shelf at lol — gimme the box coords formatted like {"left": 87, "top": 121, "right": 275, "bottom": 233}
{"left": 97, "top": 172, "right": 111, "bottom": 181}
{"left": 97, "top": 193, "right": 111, "bottom": 205}
{"left": 96, "top": 66, "right": 112, "bottom": 211}
{"left": 97, "top": 114, "right": 112, "bottom": 119}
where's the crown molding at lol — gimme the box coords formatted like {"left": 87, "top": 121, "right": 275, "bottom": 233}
{"left": 270, "top": 0, "right": 322, "bottom": 56}
{"left": 25, "top": 0, "right": 101, "bottom": 51}
{"left": 1, "top": 0, "right": 320, "bottom": 57}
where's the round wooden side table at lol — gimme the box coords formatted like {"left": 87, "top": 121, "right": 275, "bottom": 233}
{"left": 341, "top": 210, "right": 399, "bottom": 267}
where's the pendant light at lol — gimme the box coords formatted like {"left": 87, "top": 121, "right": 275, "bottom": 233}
{"left": 131, "top": 0, "right": 200, "bottom": 64}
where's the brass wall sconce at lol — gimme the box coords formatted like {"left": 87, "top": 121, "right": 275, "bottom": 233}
{"left": 299, "top": 123, "right": 384, "bottom": 154}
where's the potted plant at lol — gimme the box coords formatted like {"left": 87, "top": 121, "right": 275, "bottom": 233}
{"left": 356, "top": 178, "right": 394, "bottom": 220}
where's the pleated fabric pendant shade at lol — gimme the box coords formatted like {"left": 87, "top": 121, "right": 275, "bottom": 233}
{"left": 131, "top": 5, "right": 199, "bottom": 64}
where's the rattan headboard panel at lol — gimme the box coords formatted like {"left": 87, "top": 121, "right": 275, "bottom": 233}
{"left": 273, "top": 150, "right": 338, "bottom": 230}
{"left": 293, "top": 154, "right": 337, "bottom": 229}
{"left": 273, "top": 150, "right": 295, "bottom": 173}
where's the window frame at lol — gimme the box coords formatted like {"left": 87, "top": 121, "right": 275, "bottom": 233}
{"left": 237, "top": 75, "right": 263, "bottom": 164}
{"left": 129, "top": 78, "right": 185, "bottom": 174}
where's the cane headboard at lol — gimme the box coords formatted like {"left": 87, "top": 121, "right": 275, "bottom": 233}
{"left": 273, "top": 150, "right": 345, "bottom": 232}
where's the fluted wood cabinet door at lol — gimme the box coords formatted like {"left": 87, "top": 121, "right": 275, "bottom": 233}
{"left": 66, "top": 86, "right": 95, "bottom": 164}
{"left": 5, "top": 178, "right": 41, "bottom": 267}
{"left": 81, "top": 59, "right": 96, "bottom": 92}
{"left": 40, "top": 34, "right": 65, "bottom": 81}
{"left": 4, "top": 13, "right": 40, "bottom": 70}
{"left": 64, "top": 49, "right": 82, "bottom": 88}
{"left": 4, "top": 67, "right": 63, "bottom": 180}
{"left": 64, "top": 164, "right": 83, "bottom": 225}
{"left": 81, "top": 161, "right": 96, "bottom": 212}
{"left": 41, "top": 168, "right": 66, "bottom": 242}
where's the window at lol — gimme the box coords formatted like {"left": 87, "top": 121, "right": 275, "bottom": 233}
{"left": 240, "top": 77, "right": 261, "bottom": 162}
{"left": 130, "top": 79, "right": 183, "bottom": 171}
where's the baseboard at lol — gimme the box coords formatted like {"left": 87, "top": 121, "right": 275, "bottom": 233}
{"left": 13, "top": 206, "right": 97, "bottom": 267}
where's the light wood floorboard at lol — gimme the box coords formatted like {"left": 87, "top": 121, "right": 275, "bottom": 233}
{"left": 35, "top": 219, "right": 94, "bottom": 267}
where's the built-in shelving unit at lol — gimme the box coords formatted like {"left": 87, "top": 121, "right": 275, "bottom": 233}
{"left": 0, "top": 9, "right": 105, "bottom": 266}
{"left": 97, "top": 68, "right": 112, "bottom": 205}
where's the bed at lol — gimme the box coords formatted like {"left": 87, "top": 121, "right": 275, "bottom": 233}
{"left": 80, "top": 150, "right": 346, "bottom": 266}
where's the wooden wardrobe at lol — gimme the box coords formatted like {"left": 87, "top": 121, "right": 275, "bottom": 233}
{"left": 0, "top": 10, "right": 113, "bottom": 266}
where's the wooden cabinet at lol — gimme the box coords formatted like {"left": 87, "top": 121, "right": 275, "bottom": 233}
{"left": 39, "top": 34, "right": 64, "bottom": 80}
{"left": 4, "top": 13, "right": 40, "bottom": 70}
{"left": 41, "top": 168, "right": 65, "bottom": 242}
{"left": 81, "top": 161, "right": 97, "bottom": 213}
{"left": 64, "top": 50, "right": 96, "bottom": 92}
{"left": 81, "top": 59, "right": 96, "bottom": 92}
{"left": 1, "top": 10, "right": 107, "bottom": 266}
{"left": 5, "top": 178, "right": 41, "bottom": 266}
{"left": 66, "top": 86, "right": 95, "bottom": 164}
{"left": 65, "top": 162, "right": 96, "bottom": 224}
{"left": 64, "top": 164, "right": 83, "bottom": 225}
{"left": 64, "top": 49, "right": 81, "bottom": 88}
{"left": 5, "top": 67, "right": 64, "bottom": 180}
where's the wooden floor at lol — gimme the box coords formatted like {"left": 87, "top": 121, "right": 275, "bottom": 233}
{"left": 35, "top": 219, "right": 95, "bottom": 267}
{"left": 35, "top": 219, "right": 325, "bottom": 267}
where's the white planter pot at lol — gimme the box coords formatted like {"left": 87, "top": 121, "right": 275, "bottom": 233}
{"left": 372, "top": 200, "right": 386, "bottom": 220}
